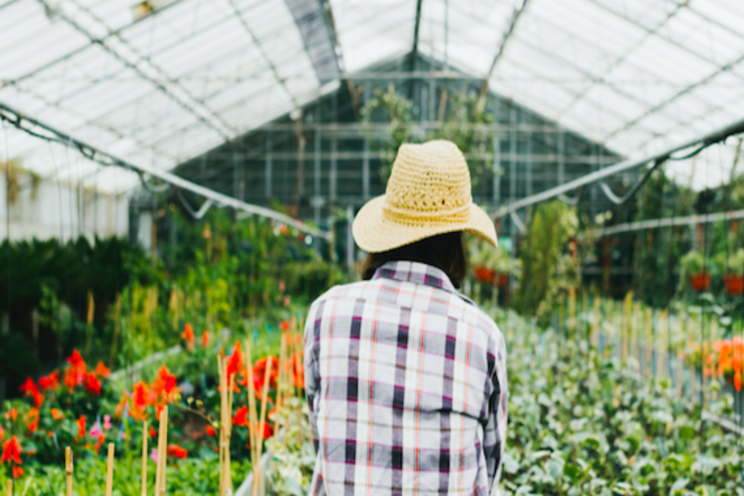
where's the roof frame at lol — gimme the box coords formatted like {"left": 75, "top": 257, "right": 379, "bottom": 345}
{"left": 38, "top": 0, "right": 235, "bottom": 139}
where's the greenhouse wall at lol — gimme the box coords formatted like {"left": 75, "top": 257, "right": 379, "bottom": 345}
{"left": 0, "top": 171, "right": 128, "bottom": 242}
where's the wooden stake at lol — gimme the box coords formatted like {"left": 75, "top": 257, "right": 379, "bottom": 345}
{"left": 105, "top": 443, "right": 115, "bottom": 496}
{"left": 225, "top": 373, "right": 234, "bottom": 496}
{"left": 568, "top": 287, "right": 576, "bottom": 336}
{"left": 255, "top": 357, "right": 273, "bottom": 496}
{"left": 160, "top": 407, "right": 169, "bottom": 496}
{"left": 141, "top": 421, "right": 148, "bottom": 496}
{"left": 245, "top": 342, "right": 260, "bottom": 496}
{"left": 218, "top": 357, "right": 227, "bottom": 496}
{"left": 591, "top": 296, "right": 600, "bottom": 348}
{"left": 6, "top": 480, "right": 12, "bottom": 496}
{"left": 65, "top": 446, "right": 73, "bottom": 496}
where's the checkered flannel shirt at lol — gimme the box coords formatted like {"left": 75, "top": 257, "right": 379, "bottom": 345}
{"left": 303, "top": 260, "right": 508, "bottom": 496}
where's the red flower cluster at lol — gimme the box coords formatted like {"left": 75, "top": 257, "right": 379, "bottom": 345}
{"left": 19, "top": 377, "right": 44, "bottom": 408}
{"left": 76, "top": 416, "right": 87, "bottom": 438}
{"left": 232, "top": 406, "right": 248, "bottom": 427}
{"left": 226, "top": 342, "right": 244, "bottom": 392}
{"left": 1, "top": 436, "right": 22, "bottom": 464}
{"left": 38, "top": 371, "right": 59, "bottom": 392}
{"left": 64, "top": 350, "right": 87, "bottom": 389}
{"left": 124, "top": 365, "right": 180, "bottom": 420}
{"left": 167, "top": 444, "right": 187, "bottom": 459}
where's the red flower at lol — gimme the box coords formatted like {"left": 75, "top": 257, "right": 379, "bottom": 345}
{"left": 1, "top": 436, "right": 22, "bottom": 464}
{"left": 201, "top": 331, "right": 210, "bottom": 348}
{"left": 279, "top": 320, "right": 290, "bottom": 332}
{"left": 51, "top": 408, "right": 64, "bottom": 421}
{"left": 84, "top": 373, "right": 102, "bottom": 395}
{"left": 64, "top": 350, "right": 87, "bottom": 390}
{"left": 19, "top": 377, "right": 44, "bottom": 407}
{"left": 205, "top": 425, "right": 216, "bottom": 436}
{"left": 0, "top": 426, "right": 4, "bottom": 440}
{"left": 5, "top": 408, "right": 17, "bottom": 421}
{"left": 181, "top": 324, "right": 195, "bottom": 351}
{"left": 253, "top": 356, "right": 278, "bottom": 395}
{"left": 39, "top": 371, "right": 60, "bottom": 391}
{"left": 167, "top": 444, "right": 187, "bottom": 459}
{"left": 76, "top": 416, "right": 86, "bottom": 438}
{"left": 152, "top": 365, "right": 179, "bottom": 401}
{"left": 232, "top": 406, "right": 248, "bottom": 427}
{"left": 149, "top": 426, "right": 157, "bottom": 438}
{"left": 94, "top": 361, "right": 111, "bottom": 378}
{"left": 12, "top": 466, "right": 23, "bottom": 479}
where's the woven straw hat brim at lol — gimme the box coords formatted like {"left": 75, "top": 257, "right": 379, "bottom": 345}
{"left": 352, "top": 195, "right": 498, "bottom": 253}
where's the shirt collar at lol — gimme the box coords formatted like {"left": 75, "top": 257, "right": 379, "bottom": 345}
{"left": 371, "top": 260, "right": 460, "bottom": 294}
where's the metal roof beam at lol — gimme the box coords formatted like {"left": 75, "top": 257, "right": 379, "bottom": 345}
{"left": 412, "top": 0, "right": 423, "bottom": 54}
{"left": 38, "top": 0, "right": 235, "bottom": 140}
{"left": 477, "top": 0, "right": 529, "bottom": 102}
{"left": 494, "top": 116, "right": 744, "bottom": 219}
{"left": 0, "top": 101, "right": 330, "bottom": 239}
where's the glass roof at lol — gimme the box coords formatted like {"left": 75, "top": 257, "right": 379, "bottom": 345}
{"left": 1, "top": 0, "right": 743, "bottom": 193}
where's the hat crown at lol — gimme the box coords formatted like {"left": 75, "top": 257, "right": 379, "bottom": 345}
{"left": 384, "top": 140, "right": 472, "bottom": 216}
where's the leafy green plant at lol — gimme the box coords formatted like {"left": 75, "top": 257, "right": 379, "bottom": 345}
{"left": 713, "top": 248, "right": 744, "bottom": 276}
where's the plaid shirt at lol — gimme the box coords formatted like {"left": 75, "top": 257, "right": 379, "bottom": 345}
{"left": 303, "top": 261, "right": 508, "bottom": 496}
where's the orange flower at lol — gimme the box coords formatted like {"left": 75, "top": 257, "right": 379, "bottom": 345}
{"left": 84, "top": 373, "right": 102, "bottom": 395}
{"left": 1, "top": 436, "right": 22, "bottom": 464}
{"left": 38, "top": 371, "right": 60, "bottom": 391}
{"left": 201, "top": 331, "right": 210, "bottom": 348}
{"left": 167, "top": 444, "right": 187, "bottom": 459}
{"left": 94, "top": 361, "right": 111, "bottom": 379}
{"left": 232, "top": 406, "right": 248, "bottom": 427}
{"left": 5, "top": 408, "right": 17, "bottom": 421}
{"left": 150, "top": 426, "right": 157, "bottom": 438}
{"left": 253, "top": 356, "right": 278, "bottom": 395}
{"left": 26, "top": 408, "right": 39, "bottom": 433}
{"left": 181, "top": 323, "right": 195, "bottom": 351}
{"left": 51, "top": 408, "right": 64, "bottom": 421}
{"left": 205, "top": 425, "right": 216, "bottom": 436}
{"left": 0, "top": 426, "right": 4, "bottom": 440}
{"left": 76, "top": 416, "right": 86, "bottom": 438}
{"left": 279, "top": 320, "right": 290, "bottom": 332}
{"left": 12, "top": 466, "right": 23, "bottom": 479}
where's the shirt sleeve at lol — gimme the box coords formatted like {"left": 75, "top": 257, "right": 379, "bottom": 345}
{"left": 483, "top": 332, "right": 508, "bottom": 495}
{"left": 303, "top": 300, "right": 321, "bottom": 455}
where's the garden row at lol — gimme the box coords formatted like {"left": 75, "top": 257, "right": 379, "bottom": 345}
{"left": 1, "top": 306, "right": 741, "bottom": 495}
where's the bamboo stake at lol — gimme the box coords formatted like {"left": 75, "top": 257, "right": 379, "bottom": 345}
{"left": 225, "top": 373, "right": 235, "bottom": 496}
{"left": 84, "top": 290, "right": 95, "bottom": 355}
{"left": 105, "top": 443, "right": 115, "bottom": 496}
{"left": 677, "top": 312, "right": 685, "bottom": 398}
{"left": 141, "top": 421, "right": 148, "bottom": 496}
{"left": 568, "top": 287, "right": 576, "bottom": 336}
{"left": 65, "top": 447, "right": 73, "bottom": 496}
{"left": 245, "top": 342, "right": 260, "bottom": 496}
{"left": 218, "top": 357, "right": 226, "bottom": 496}
{"left": 622, "top": 292, "right": 633, "bottom": 366}
{"left": 591, "top": 296, "right": 600, "bottom": 348}
{"left": 160, "top": 407, "right": 169, "bottom": 496}
{"left": 659, "top": 310, "right": 668, "bottom": 380}
{"left": 255, "top": 357, "right": 274, "bottom": 496}
{"left": 6, "top": 480, "right": 12, "bottom": 496}
{"left": 644, "top": 308, "right": 652, "bottom": 379}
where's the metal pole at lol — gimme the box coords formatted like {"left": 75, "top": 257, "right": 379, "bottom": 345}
{"left": 493, "top": 135, "right": 500, "bottom": 205}
{"left": 265, "top": 132, "right": 273, "bottom": 199}
{"left": 346, "top": 206, "right": 354, "bottom": 275}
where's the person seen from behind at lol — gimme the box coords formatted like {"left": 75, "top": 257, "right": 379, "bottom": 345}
{"left": 304, "top": 140, "right": 508, "bottom": 495}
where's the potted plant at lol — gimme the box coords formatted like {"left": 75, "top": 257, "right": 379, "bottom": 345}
{"left": 470, "top": 244, "right": 520, "bottom": 286}
{"left": 716, "top": 249, "right": 744, "bottom": 295}
{"left": 681, "top": 250, "right": 712, "bottom": 292}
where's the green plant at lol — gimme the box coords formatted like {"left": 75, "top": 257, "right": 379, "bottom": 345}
{"left": 714, "top": 248, "right": 744, "bottom": 276}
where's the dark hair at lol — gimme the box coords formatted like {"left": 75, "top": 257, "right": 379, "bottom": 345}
{"left": 361, "top": 232, "right": 468, "bottom": 288}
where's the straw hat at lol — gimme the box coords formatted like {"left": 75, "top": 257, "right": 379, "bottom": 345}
{"left": 353, "top": 140, "right": 498, "bottom": 253}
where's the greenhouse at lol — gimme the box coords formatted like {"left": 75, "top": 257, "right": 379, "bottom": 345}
{"left": 1, "top": 0, "right": 744, "bottom": 494}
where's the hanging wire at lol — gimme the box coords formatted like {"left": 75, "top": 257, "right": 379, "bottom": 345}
{"left": 598, "top": 158, "right": 665, "bottom": 205}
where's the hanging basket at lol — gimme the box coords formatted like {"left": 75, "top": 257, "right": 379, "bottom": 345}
{"left": 474, "top": 266, "right": 495, "bottom": 284}
{"left": 724, "top": 274, "right": 744, "bottom": 295}
{"left": 689, "top": 273, "right": 710, "bottom": 292}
